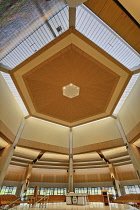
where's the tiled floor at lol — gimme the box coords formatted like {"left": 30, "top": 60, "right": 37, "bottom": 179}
{"left": 11, "top": 203, "right": 138, "bottom": 210}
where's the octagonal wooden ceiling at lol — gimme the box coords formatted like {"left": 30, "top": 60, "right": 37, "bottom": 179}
{"left": 11, "top": 28, "right": 130, "bottom": 127}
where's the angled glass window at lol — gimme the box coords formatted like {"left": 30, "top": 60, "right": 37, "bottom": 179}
{"left": 0, "top": 6, "right": 68, "bottom": 69}
{"left": 76, "top": 5, "right": 140, "bottom": 70}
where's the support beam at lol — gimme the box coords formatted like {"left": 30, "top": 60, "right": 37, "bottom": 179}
{"left": 116, "top": 117, "right": 140, "bottom": 179}
{"left": 66, "top": 0, "right": 87, "bottom": 7}
{"left": 20, "top": 150, "right": 45, "bottom": 196}
{"left": 0, "top": 118, "right": 26, "bottom": 188}
{"left": 68, "top": 128, "right": 74, "bottom": 192}
{"left": 0, "top": 63, "right": 12, "bottom": 72}
{"left": 97, "top": 150, "right": 122, "bottom": 197}
{"left": 69, "top": 7, "right": 76, "bottom": 28}
{"left": 108, "top": 164, "right": 121, "bottom": 197}
{"left": 20, "top": 164, "right": 33, "bottom": 197}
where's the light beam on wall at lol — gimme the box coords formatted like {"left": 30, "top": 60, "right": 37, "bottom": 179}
{"left": 30, "top": 117, "right": 69, "bottom": 128}
{"left": 73, "top": 117, "right": 111, "bottom": 128}
{"left": 1, "top": 72, "right": 29, "bottom": 116}
{"left": 113, "top": 73, "right": 140, "bottom": 115}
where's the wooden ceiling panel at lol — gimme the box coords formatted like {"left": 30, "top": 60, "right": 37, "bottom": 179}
{"left": 102, "top": 146, "right": 128, "bottom": 159}
{"left": 40, "top": 152, "right": 69, "bottom": 161}
{"left": 73, "top": 152, "right": 101, "bottom": 161}
{"left": 0, "top": 137, "right": 8, "bottom": 149}
{"left": 23, "top": 45, "right": 119, "bottom": 123}
{"left": 85, "top": 0, "right": 140, "bottom": 53}
{"left": 14, "top": 146, "right": 41, "bottom": 160}
{"left": 109, "top": 155, "right": 130, "bottom": 163}
{"left": 133, "top": 138, "right": 140, "bottom": 148}
{"left": 12, "top": 156, "right": 33, "bottom": 164}
{"left": 12, "top": 28, "right": 130, "bottom": 126}
{"left": 84, "top": 0, "right": 108, "bottom": 15}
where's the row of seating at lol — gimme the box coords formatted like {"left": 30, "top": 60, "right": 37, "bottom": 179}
{"left": 0, "top": 195, "right": 19, "bottom": 206}
{"left": 88, "top": 195, "right": 104, "bottom": 202}
{"left": 114, "top": 194, "right": 140, "bottom": 204}
{"left": 47, "top": 195, "right": 66, "bottom": 203}
{"left": 0, "top": 195, "right": 26, "bottom": 207}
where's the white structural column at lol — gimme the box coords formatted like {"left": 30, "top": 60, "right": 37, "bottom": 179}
{"left": 108, "top": 163, "right": 121, "bottom": 197}
{"left": 68, "top": 128, "right": 74, "bottom": 192}
{"left": 20, "top": 164, "right": 33, "bottom": 197}
{"left": 0, "top": 118, "right": 26, "bottom": 187}
{"left": 116, "top": 117, "right": 140, "bottom": 179}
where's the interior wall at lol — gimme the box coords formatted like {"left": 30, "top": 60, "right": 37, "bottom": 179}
{"left": 118, "top": 76, "right": 140, "bottom": 138}
{"left": 74, "top": 167, "right": 111, "bottom": 183}
{"left": 29, "top": 182, "right": 68, "bottom": 188}
{"left": 30, "top": 168, "right": 68, "bottom": 183}
{"left": 0, "top": 73, "right": 24, "bottom": 139}
{"left": 20, "top": 118, "right": 69, "bottom": 148}
{"left": 73, "top": 118, "right": 121, "bottom": 148}
{"left": 4, "top": 165, "right": 26, "bottom": 182}
{"left": 115, "top": 164, "right": 138, "bottom": 181}
{"left": 74, "top": 182, "right": 113, "bottom": 188}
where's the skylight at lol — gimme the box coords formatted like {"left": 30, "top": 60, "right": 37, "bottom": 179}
{"left": 0, "top": 4, "right": 139, "bottom": 70}
{"left": 76, "top": 5, "right": 140, "bottom": 70}
{"left": 0, "top": 3, "right": 140, "bottom": 125}
{"left": 0, "top": 5, "right": 69, "bottom": 69}
{"left": 113, "top": 73, "right": 140, "bottom": 115}
{"left": 1, "top": 72, "right": 28, "bottom": 116}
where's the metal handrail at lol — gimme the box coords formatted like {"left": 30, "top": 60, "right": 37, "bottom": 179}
{"left": 0, "top": 194, "right": 49, "bottom": 209}
{"left": 31, "top": 194, "right": 49, "bottom": 206}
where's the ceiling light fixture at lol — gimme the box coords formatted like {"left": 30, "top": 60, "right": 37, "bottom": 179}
{"left": 63, "top": 83, "right": 80, "bottom": 98}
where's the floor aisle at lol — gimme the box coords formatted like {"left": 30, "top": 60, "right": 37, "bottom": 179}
{"left": 11, "top": 202, "right": 138, "bottom": 210}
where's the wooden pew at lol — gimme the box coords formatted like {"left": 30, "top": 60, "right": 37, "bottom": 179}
{"left": 114, "top": 194, "right": 140, "bottom": 206}
{"left": 48, "top": 195, "right": 66, "bottom": 203}
{"left": 0, "top": 195, "right": 27, "bottom": 208}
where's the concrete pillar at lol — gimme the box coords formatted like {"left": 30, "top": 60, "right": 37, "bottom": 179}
{"left": 34, "top": 186, "right": 39, "bottom": 201}
{"left": 0, "top": 118, "right": 26, "bottom": 188}
{"left": 20, "top": 164, "right": 33, "bottom": 196}
{"left": 116, "top": 117, "right": 140, "bottom": 179}
{"left": 16, "top": 183, "right": 22, "bottom": 197}
{"left": 119, "top": 185, "right": 125, "bottom": 196}
{"left": 108, "top": 163, "right": 121, "bottom": 197}
{"left": 68, "top": 128, "right": 74, "bottom": 192}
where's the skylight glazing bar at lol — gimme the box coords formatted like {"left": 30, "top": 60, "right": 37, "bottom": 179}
{"left": 76, "top": 5, "right": 140, "bottom": 70}
{"left": 0, "top": 6, "right": 69, "bottom": 69}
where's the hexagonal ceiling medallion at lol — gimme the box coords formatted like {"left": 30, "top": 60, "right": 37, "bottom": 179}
{"left": 11, "top": 28, "right": 130, "bottom": 126}
{"left": 63, "top": 83, "right": 80, "bottom": 98}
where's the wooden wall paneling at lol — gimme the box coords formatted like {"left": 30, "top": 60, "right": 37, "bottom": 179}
{"left": 30, "top": 169, "right": 68, "bottom": 183}
{"left": 115, "top": 164, "right": 138, "bottom": 181}
{"left": 4, "top": 165, "right": 26, "bottom": 181}
{"left": 74, "top": 168, "right": 111, "bottom": 183}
